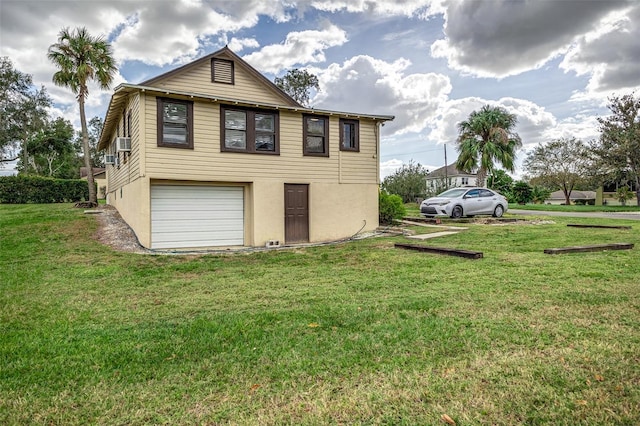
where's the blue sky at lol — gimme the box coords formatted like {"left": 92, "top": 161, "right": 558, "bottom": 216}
{"left": 1, "top": 0, "right": 639, "bottom": 178}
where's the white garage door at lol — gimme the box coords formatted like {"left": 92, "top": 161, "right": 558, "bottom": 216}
{"left": 151, "top": 185, "right": 244, "bottom": 249}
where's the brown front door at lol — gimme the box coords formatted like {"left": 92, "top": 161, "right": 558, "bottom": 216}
{"left": 284, "top": 184, "right": 309, "bottom": 243}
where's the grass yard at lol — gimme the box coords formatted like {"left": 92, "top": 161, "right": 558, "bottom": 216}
{"left": 1, "top": 204, "right": 640, "bottom": 425}
{"left": 509, "top": 204, "right": 640, "bottom": 213}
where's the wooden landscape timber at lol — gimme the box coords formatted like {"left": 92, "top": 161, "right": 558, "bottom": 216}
{"left": 395, "top": 243, "right": 483, "bottom": 259}
{"left": 544, "top": 243, "right": 634, "bottom": 255}
{"left": 567, "top": 224, "right": 632, "bottom": 230}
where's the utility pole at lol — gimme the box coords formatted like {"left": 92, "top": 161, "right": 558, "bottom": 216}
{"left": 444, "top": 144, "right": 449, "bottom": 190}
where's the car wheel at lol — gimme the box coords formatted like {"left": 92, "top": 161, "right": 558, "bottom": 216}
{"left": 493, "top": 205, "right": 504, "bottom": 218}
{"left": 451, "top": 205, "right": 463, "bottom": 219}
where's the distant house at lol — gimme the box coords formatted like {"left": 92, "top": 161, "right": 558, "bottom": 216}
{"left": 80, "top": 167, "right": 107, "bottom": 199}
{"left": 426, "top": 164, "right": 478, "bottom": 192}
{"left": 545, "top": 190, "right": 596, "bottom": 205}
{"left": 96, "top": 47, "right": 394, "bottom": 249}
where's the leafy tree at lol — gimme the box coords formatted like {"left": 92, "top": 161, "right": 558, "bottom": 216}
{"left": 48, "top": 27, "right": 117, "bottom": 205}
{"left": 487, "top": 169, "right": 514, "bottom": 196}
{"left": 18, "top": 117, "right": 79, "bottom": 178}
{"left": 274, "top": 68, "right": 319, "bottom": 107}
{"left": 523, "top": 138, "right": 592, "bottom": 205}
{"left": 381, "top": 160, "right": 429, "bottom": 203}
{"left": 455, "top": 105, "right": 522, "bottom": 188}
{"left": 0, "top": 57, "right": 51, "bottom": 164}
{"left": 593, "top": 93, "right": 640, "bottom": 205}
{"left": 511, "top": 181, "right": 533, "bottom": 204}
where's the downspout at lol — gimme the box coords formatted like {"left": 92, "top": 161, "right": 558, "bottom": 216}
{"left": 375, "top": 121, "right": 380, "bottom": 185}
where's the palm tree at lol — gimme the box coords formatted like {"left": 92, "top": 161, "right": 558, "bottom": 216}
{"left": 455, "top": 105, "right": 522, "bottom": 188}
{"left": 48, "top": 27, "right": 116, "bottom": 205}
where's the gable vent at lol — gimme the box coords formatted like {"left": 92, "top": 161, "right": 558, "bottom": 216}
{"left": 212, "top": 59, "right": 234, "bottom": 84}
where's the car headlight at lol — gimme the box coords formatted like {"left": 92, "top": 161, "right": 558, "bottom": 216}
{"left": 437, "top": 201, "right": 450, "bottom": 206}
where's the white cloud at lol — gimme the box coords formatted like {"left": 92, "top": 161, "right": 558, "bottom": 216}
{"left": 540, "top": 114, "right": 600, "bottom": 143}
{"left": 380, "top": 159, "right": 405, "bottom": 179}
{"left": 560, "top": 5, "right": 640, "bottom": 96}
{"left": 312, "top": 55, "right": 452, "bottom": 135}
{"left": 431, "top": 0, "right": 630, "bottom": 78}
{"left": 308, "top": 0, "right": 443, "bottom": 17}
{"left": 242, "top": 22, "right": 348, "bottom": 74}
{"left": 227, "top": 37, "right": 260, "bottom": 53}
{"left": 428, "top": 97, "right": 557, "bottom": 150}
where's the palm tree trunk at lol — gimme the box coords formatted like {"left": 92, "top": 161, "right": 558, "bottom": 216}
{"left": 476, "top": 168, "right": 487, "bottom": 188}
{"left": 79, "top": 95, "right": 97, "bottom": 205}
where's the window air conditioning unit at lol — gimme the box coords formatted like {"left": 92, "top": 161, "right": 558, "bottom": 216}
{"left": 104, "top": 154, "right": 115, "bottom": 165}
{"left": 116, "top": 137, "right": 131, "bottom": 152}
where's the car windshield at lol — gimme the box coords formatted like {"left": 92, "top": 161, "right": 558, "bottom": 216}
{"left": 437, "top": 188, "right": 468, "bottom": 198}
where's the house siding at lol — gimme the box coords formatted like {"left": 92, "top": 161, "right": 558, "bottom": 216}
{"left": 149, "top": 58, "right": 289, "bottom": 106}
{"left": 144, "top": 100, "right": 379, "bottom": 184}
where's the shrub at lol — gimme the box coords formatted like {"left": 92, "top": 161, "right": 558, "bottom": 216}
{"left": 0, "top": 176, "right": 91, "bottom": 204}
{"left": 531, "top": 186, "right": 551, "bottom": 204}
{"left": 379, "top": 191, "right": 406, "bottom": 225}
{"left": 511, "top": 181, "right": 533, "bottom": 204}
{"left": 616, "top": 186, "right": 633, "bottom": 206}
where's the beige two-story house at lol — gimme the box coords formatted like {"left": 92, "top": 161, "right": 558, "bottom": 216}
{"left": 97, "top": 47, "right": 394, "bottom": 249}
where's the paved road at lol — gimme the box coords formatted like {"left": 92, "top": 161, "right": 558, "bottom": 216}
{"left": 509, "top": 209, "right": 640, "bottom": 221}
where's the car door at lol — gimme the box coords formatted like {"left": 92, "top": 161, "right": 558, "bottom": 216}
{"left": 463, "top": 189, "right": 481, "bottom": 214}
{"left": 478, "top": 189, "right": 498, "bottom": 214}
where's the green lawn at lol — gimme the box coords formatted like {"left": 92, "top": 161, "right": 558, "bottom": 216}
{"left": 2, "top": 204, "right": 640, "bottom": 425}
{"left": 510, "top": 203, "right": 640, "bottom": 213}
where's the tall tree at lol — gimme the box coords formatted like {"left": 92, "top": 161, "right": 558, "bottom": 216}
{"left": 0, "top": 57, "right": 51, "bottom": 165}
{"left": 274, "top": 68, "right": 319, "bottom": 107}
{"left": 524, "top": 138, "right": 593, "bottom": 205}
{"left": 455, "top": 105, "right": 522, "bottom": 187}
{"left": 48, "top": 27, "right": 116, "bottom": 205}
{"left": 381, "top": 160, "right": 429, "bottom": 203}
{"left": 593, "top": 93, "right": 640, "bottom": 206}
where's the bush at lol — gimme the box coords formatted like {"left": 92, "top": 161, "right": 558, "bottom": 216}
{"left": 511, "top": 181, "right": 533, "bottom": 204}
{"left": 531, "top": 186, "right": 551, "bottom": 204}
{"left": 0, "top": 175, "right": 91, "bottom": 204}
{"left": 379, "top": 191, "right": 406, "bottom": 225}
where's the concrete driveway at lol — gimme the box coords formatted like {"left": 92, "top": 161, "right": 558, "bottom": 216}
{"left": 508, "top": 209, "right": 640, "bottom": 221}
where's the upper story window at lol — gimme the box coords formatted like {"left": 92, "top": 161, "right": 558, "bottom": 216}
{"left": 340, "top": 118, "right": 359, "bottom": 152}
{"left": 221, "top": 105, "right": 279, "bottom": 154}
{"left": 212, "top": 59, "right": 234, "bottom": 84}
{"left": 303, "top": 115, "right": 329, "bottom": 157}
{"left": 157, "top": 98, "right": 193, "bottom": 149}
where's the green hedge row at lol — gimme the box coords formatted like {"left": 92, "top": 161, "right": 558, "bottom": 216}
{"left": 0, "top": 176, "right": 91, "bottom": 204}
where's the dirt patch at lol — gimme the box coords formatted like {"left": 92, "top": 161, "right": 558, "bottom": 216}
{"left": 93, "top": 205, "right": 149, "bottom": 254}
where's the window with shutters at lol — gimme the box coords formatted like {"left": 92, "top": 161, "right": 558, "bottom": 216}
{"left": 221, "top": 105, "right": 279, "bottom": 154}
{"left": 212, "top": 58, "right": 234, "bottom": 84}
{"left": 157, "top": 98, "right": 194, "bottom": 149}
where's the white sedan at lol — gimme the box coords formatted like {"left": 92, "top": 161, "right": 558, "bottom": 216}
{"left": 420, "top": 187, "right": 508, "bottom": 218}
